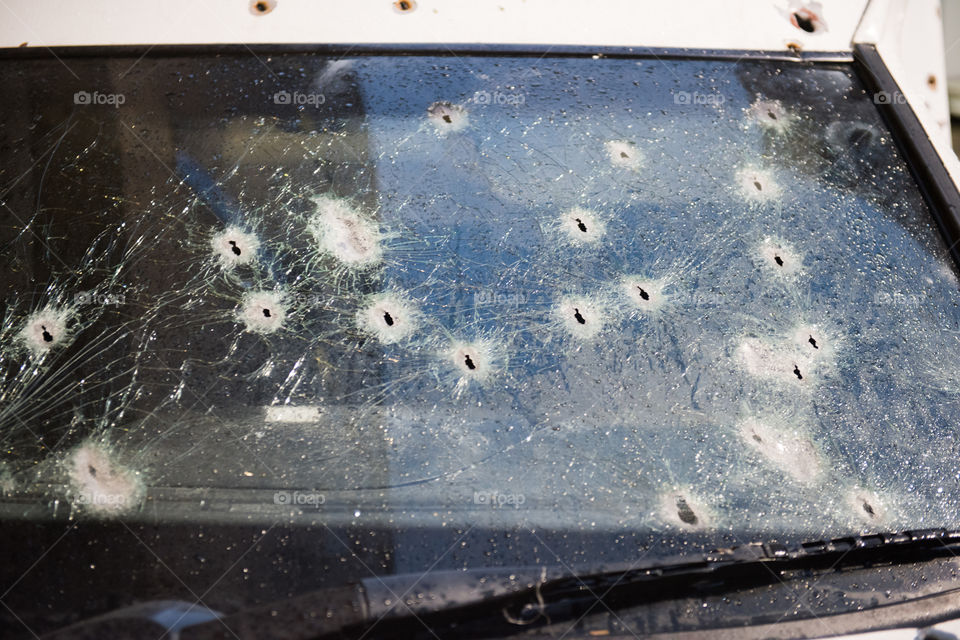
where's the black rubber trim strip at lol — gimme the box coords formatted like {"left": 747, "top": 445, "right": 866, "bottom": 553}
{"left": 854, "top": 43, "right": 960, "bottom": 267}
{"left": 0, "top": 42, "right": 852, "bottom": 64}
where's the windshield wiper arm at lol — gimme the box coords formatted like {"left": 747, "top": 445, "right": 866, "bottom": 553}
{"left": 175, "top": 528, "right": 960, "bottom": 640}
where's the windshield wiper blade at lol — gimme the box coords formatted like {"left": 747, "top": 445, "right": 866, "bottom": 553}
{"left": 177, "top": 528, "right": 960, "bottom": 640}
{"left": 511, "top": 528, "right": 960, "bottom": 601}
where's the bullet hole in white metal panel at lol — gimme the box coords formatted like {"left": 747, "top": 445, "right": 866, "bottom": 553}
{"left": 393, "top": 0, "right": 416, "bottom": 13}
{"left": 427, "top": 101, "right": 468, "bottom": 133}
{"left": 792, "top": 12, "right": 815, "bottom": 32}
{"left": 780, "top": 1, "right": 828, "bottom": 34}
{"left": 789, "top": 7, "right": 826, "bottom": 34}
{"left": 249, "top": 0, "right": 276, "bottom": 15}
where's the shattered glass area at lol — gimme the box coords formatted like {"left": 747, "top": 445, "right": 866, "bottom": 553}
{"left": 2, "top": 51, "right": 960, "bottom": 627}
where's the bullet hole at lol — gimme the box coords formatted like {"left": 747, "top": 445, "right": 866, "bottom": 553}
{"left": 557, "top": 297, "right": 604, "bottom": 339}
{"left": 308, "top": 196, "right": 383, "bottom": 267}
{"left": 605, "top": 140, "right": 643, "bottom": 170}
{"left": 826, "top": 122, "right": 884, "bottom": 164}
{"left": 560, "top": 207, "right": 605, "bottom": 244}
{"left": 340, "top": 219, "right": 374, "bottom": 260}
{"left": 792, "top": 11, "right": 815, "bottom": 32}
{"left": 623, "top": 277, "right": 666, "bottom": 313}
{"left": 427, "top": 101, "right": 468, "bottom": 133}
{"left": 358, "top": 293, "right": 419, "bottom": 344}
{"left": 739, "top": 417, "right": 823, "bottom": 483}
{"left": 928, "top": 74, "right": 938, "bottom": 90}
{"left": 250, "top": 0, "right": 275, "bottom": 15}
{"left": 758, "top": 238, "right": 800, "bottom": 276}
{"left": 239, "top": 291, "right": 287, "bottom": 334}
{"left": 449, "top": 341, "right": 496, "bottom": 383}
{"left": 212, "top": 226, "right": 259, "bottom": 268}
{"left": 738, "top": 167, "right": 780, "bottom": 201}
{"left": 660, "top": 492, "right": 709, "bottom": 529}
{"left": 786, "top": 3, "right": 826, "bottom": 34}
{"left": 747, "top": 99, "right": 791, "bottom": 132}
{"left": 19, "top": 307, "right": 71, "bottom": 354}
{"left": 67, "top": 443, "right": 145, "bottom": 517}
{"left": 793, "top": 364, "right": 803, "bottom": 380}
{"left": 790, "top": 325, "right": 834, "bottom": 366}
{"left": 847, "top": 128, "right": 876, "bottom": 153}
{"left": 676, "top": 497, "right": 698, "bottom": 525}
{"left": 393, "top": 0, "right": 416, "bottom": 12}
{"left": 848, "top": 490, "right": 886, "bottom": 523}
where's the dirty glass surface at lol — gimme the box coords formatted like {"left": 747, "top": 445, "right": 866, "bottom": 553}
{"left": 1, "top": 51, "right": 960, "bottom": 634}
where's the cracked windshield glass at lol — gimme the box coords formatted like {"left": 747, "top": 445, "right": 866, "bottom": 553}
{"left": 1, "top": 50, "right": 959, "bottom": 635}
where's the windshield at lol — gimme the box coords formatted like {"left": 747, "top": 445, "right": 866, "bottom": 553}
{"left": 2, "top": 50, "right": 959, "bottom": 636}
